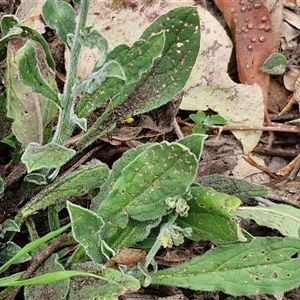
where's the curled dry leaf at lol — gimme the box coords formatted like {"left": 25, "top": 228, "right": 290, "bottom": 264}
{"left": 213, "top": 0, "right": 276, "bottom": 103}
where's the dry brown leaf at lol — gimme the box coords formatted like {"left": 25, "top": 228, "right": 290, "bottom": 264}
{"left": 105, "top": 248, "right": 147, "bottom": 269}
{"left": 213, "top": 0, "right": 276, "bottom": 104}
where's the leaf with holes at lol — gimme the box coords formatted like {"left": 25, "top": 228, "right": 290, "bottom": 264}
{"left": 234, "top": 204, "right": 300, "bottom": 238}
{"left": 97, "top": 142, "right": 198, "bottom": 238}
{"left": 151, "top": 237, "right": 300, "bottom": 295}
{"left": 75, "top": 6, "right": 200, "bottom": 150}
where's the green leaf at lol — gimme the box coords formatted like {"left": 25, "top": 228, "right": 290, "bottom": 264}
{"left": 0, "top": 242, "right": 31, "bottom": 264}
{"left": 0, "top": 223, "right": 70, "bottom": 274}
{"left": 0, "top": 219, "right": 20, "bottom": 239}
{"left": 68, "top": 262, "right": 140, "bottom": 299}
{"left": 197, "top": 174, "right": 269, "bottom": 200}
{"left": 234, "top": 204, "right": 300, "bottom": 238}
{"left": 76, "top": 31, "right": 166, "bottom": 118}
{"left": 21, "top": 142, "right": 76, "bottom": 173}
{"left": 91, "top": 143, "right": 151, "bottom": 212}
{"left": 177, "top": 133, "right": 206, "bottom": 161}
{"left": 67, "top": 202, "right": 104, "bottom": 263}
{"left": 151, "top": 237, "right": 300, "bottom": 295}
{"left": 261, "top": 53, "right": 287, "bottom": 75}
{"left": 190, "top": 111, "right": 206, "bottom": 125}
{"left": 176, "top": 184, "right": 244, "bottom": 244}
{"left": 209, "top": 114, "right": 226, "bottom": 125}
{"left": 16, "top": 160, "right": 109, "bottom": 223}
{"left": 76, "top": 7, "right": 200, "bottom": 150}
{"left": 1, "top": 15, "right": 19, "bottom": 36}
{"left": 98, "top": 142, "right": 197, "bottom": 238}
{"left": 192, "top": 126, "right": 206, "bottom": 134}
{"left": 74, "top": 60, "right": 126, "bottom": 96}
{"left": 16, "top": 40, "right": 59, "bottom": 104}
{"left": 136, "top": 6, "right": 200, "bottom": 113}
{"left": 42, "top": 0, "right": 76, "bottom": 44}
{"left": 24, "top": 254, "right": 69, "bottom": 300}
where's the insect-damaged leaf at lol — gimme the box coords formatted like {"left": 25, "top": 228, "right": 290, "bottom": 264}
{"left": 151, "top": 237, "right": 300, "bottom": 296}
{"left": 75, "top": 6, "right": 200, "bottom": 150}
{"left": 97, "top": 141, "right": 198, "bottom": 238}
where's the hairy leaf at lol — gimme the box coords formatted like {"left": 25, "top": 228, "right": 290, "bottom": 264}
{"left": 97, "top": 142, "right": 197, "bottom": 238}
{"left": 21, "top": 142, "right": 76, "bottom": 173}
{"left": 151, "top": 237, "right": 300, "bottom": 295}
{"left": 107, "top": 217, "right": 162, "bottom": 251}
{"left": 67, "top": 202, "right": 104, "bottom": 263}
{"left": 16, "top": 160, "right": 109, "bottom": 224}
{"left": 234, "top": 204, "right": 300, "bottom": 238}
{"left": 176, "top": 184, "right": 244, "bottom": 244}
{"left": 197, "top": 174, "right": 269, "bottom": 200}
{"left": 6, "top": 38, "right": 57, "bottom": 146}
{"left": 42, "top": 0, "right": 76, "bottom": 44}
{"left": 0, "top": 223, "right": 70, "bottom": 274}
{"left": 16, "top": 40, "right": 59, "bottom": 104}
{"left": 0, "top": 242, "right": 31, "bottom": 264}
{"left": 68, "top": 262, "right": 140, "bottom": 299}
{"left": 24, "top": 254, "right": 69, "bottom": 300}
{"left": 76, "top": 31, "right": 165, "bottom": 118}
{"left": 76, "top": 7, "right": 200, "bottom": 150}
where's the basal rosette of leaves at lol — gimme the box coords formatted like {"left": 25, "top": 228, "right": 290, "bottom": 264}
{"left": 2, "top": 0, "right": 300, "bottom": 299}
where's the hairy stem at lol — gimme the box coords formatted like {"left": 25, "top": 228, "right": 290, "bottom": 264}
{"left": 52, "top": 0, "right": 90, "bottom": 145}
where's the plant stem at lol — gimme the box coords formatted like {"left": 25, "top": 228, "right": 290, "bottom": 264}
{"left": 52, "top": 0, "right": 90, "bottom": 145}
{"left": 143, "top": 214, "right": 177, "bottom": 269}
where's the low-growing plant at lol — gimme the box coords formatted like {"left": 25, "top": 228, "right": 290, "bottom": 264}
{"left": 1, "top": 1, "right": 300, "bottom": 299}
{"left": 189, "top": 111, "right": 226, "bottom": 134}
